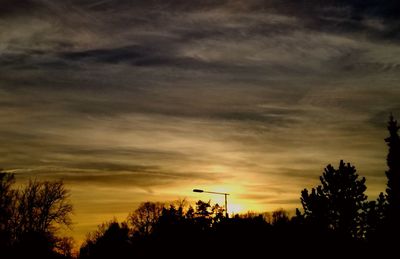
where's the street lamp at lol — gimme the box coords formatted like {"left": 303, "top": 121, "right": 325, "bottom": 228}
{"left": 193, "top": 189, "right": 230, "bottom": 218}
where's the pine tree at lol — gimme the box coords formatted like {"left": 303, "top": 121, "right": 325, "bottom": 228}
{"left": 363, "top": 192, "right": 387, "bottom": 241}
{"left": 300, "top": 160, "right": 368, "bottom": 239}
{"left": 384, "top": 114, "right": 400, "bottom": 224}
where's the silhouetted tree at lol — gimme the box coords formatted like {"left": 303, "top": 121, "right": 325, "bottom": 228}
{"left": 12, "top": 179, "right": 73, "bottom": 238}
{"left": 363, "top": 192, "right": 387, "bottom": 241}
{"left": 384, "top": 114, "right": 400, "bottom": 223}
{"left": 0, "top": 173, "right": 74, "bottom": 258}
{"left": 80, "top": 220, "right": 131, "bottom": 259}
{"left": 271, "top": 208, "right": 289, "bottom": 226}
{"left": 211, "top": 203, "right": 225, "bottom": 223}
{"left": 152, "top": 200, "right": 197, "bottom": 241}
{"left": 194, "top": 200, "right": 213, "bottom": 230}
{"left": 54, "top": 236, "right": 75, "bottom": 259}
{"left": 300, "top": 160, "right": 367, "bottom": 239}
{"left": 0, "top": 172, "right": 17, "bottom": 253}
{"left": 13, "top": 179, "right": 73, "bottom": 259}
{"left": 195, "top": 200, "right": 212, "bottom": 217}
{"left": 127, "top": 201, "right": 164, "bottom": 237}
{"left": 0, "top": 173, "right": 15, "bottom": 225}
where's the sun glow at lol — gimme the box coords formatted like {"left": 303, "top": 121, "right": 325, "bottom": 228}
{"left": 189, "top": 183, "right": 264, "bottom": 215}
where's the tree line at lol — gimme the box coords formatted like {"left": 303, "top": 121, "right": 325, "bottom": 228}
{"left": 1, "top": 115, "right": 399, "bottom": 258}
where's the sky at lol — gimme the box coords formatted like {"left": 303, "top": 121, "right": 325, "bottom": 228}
{"left": 1, "top": 0, "right": 400, "bottom": 243}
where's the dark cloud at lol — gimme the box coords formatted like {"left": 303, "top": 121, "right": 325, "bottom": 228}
{"left": 0, "top": 0, "right": 43, "bottom": 16}
{"left": 2, "top": 0, "right": 399, "bottom": 85}
{"left": 59, "top": 45, "right": 220, "bottom": 70}
{"left": 10, "top": 165, "right": 221, "bottom": 188}
{"left": 61, "top": 45, "right": 153, "bottom": 64}
{"left": 238, "top": 193, "right": 276, "bottom": 201}
{"left": 267, "top": 198, "right": 300, "bottom": 205}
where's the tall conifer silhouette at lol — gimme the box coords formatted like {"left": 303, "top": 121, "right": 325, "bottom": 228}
{"left": 300, "top": 160, "right": 367, "bottom": 239}
{"left": 384, "top": 114, "right": 400, "bottom": 225}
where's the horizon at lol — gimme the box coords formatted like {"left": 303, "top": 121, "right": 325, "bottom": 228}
{"left": 2, "top": 0, "right": 400, "bottom": 246}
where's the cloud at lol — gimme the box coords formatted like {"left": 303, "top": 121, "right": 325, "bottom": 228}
{"left": 0, "top": 0, "right": 43, "bottom": 16}
{"left": 2, "top": 0, "right": 399, "bottom": 84}
{"left": 9, "top": 164, "right": 221, "bottom": 188}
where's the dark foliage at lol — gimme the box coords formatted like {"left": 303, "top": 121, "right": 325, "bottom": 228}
{"left": 300, "top": 160, "right": 367, "bottom": 239}
{"left": 79, "top": 221, "right": 131, "bottom": 259}
{"left": 362, "top": 192, "right": 387, "bottom": 242}
{"left": 385, "top": 114, "right": 400, "bottom": 221}
{"left": 372, "top": 114, "right": 400, "bottom": 253}
{"left": 79, "top": 200, "right": 367, "bottom": 259}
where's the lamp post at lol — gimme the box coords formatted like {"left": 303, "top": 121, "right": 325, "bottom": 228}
{"left": 193, "top": 189, "right": 230, "bottom": 218}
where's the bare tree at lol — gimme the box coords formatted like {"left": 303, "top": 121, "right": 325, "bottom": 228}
{"left": 12, "top": 179, "right": 73, "bottom": 238}
{"left": 54, "top": 236, "right": 75, "bottom": 258}
{"left": 0, "top": 173, "right": 16, "bottom": 226}
{"left": 127, "top": 202, "right": 164, "bottom": 236}
{"left": 1, "top": 173, "right": 73, "bottom": 258}
{"left": 0, "top": 172, "right": 17, "bottom": 248}
{"left": 271, "top": 209, "right": 289, "bottom": 226}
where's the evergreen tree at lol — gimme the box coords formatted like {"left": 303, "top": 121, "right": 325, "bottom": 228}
{"left": 363, "top": 192, "right": 387, "bottom": 241}
{"left": 384, "top": 114, "right": 400, "bottom": 222}
{"left": 300, "top": 160, "right": 367, "bottom": 239}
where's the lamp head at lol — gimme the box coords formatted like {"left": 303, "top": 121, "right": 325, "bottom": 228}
{"left": 193, "top": 189, "right": 204, "bottom": 193}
